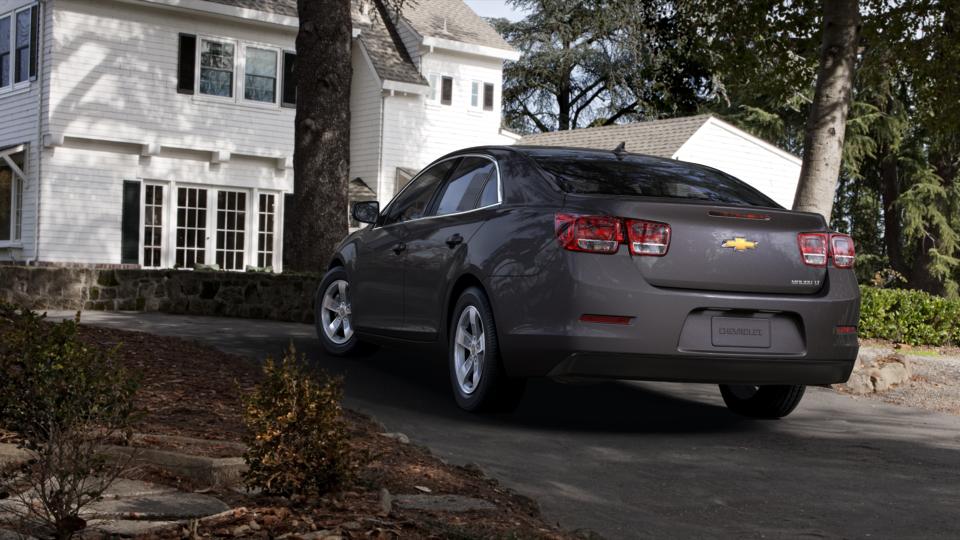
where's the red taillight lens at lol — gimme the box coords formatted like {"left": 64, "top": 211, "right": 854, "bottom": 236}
{"left": 830, "top": 233, "right": 856, "bottom": 268}
{"left": 625, "top": 219, "right": 670, "bottom": 256}
{"left": 555, "top": 213, "right": 623, "bottom": 254}
{"left": 798, "top": 233, "right": 828, "bottom": 267}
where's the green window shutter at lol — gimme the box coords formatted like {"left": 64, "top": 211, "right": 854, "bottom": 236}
{"left": 121, "top": 181, "right": 141, "bottom": 264}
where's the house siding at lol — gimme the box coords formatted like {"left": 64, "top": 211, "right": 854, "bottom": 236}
{"left": 0, "top": 0, "right": 50, "bottom": 263}
{"left": 379, "top": 49, "right": 511, "bottom": 201}
{"left": 36, "top": 0, "right": 298, "bottom": 268}
{"left": 349, "top": 42, "right": 383, "bottom": 196}
{"left": 673, "top": 120, "right": 801, "bottom": 209}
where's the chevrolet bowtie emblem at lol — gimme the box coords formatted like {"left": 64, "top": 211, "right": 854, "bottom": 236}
{"left": 722, "top": 237, "right": 758, "bottom": 252}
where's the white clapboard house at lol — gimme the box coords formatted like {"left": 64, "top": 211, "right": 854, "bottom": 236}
{"left": 0, "top": 0, "right": 518, "bottom": 271}
{"left": 521, "top": 115, "right": 802, "bottom": 209}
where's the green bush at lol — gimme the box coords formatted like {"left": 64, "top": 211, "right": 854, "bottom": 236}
{"left": 242, "top": 346, "right": 354, "bottom": 497}
{"left": 858, "top": 286, "right": 960, "bottom": 346}
{"left": 0, "top": 304, "right": 140, "bottom": 539}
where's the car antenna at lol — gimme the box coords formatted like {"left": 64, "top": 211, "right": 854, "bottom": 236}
{"left": 612, "top": 141, "right": 627, "bottom": 159}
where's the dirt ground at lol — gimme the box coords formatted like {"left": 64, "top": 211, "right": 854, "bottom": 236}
{"left": 3, "top": 320, "right": 577, "bottom": 539}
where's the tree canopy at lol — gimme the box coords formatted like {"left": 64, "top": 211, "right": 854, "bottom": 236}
{"left": 495, "top": 0, "right": 960, "bottom": 295}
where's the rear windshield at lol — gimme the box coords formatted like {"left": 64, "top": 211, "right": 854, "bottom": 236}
{"left": 531, "top": 153, "right": 780, "bottom": 208}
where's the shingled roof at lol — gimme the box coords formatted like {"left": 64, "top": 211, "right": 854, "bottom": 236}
{"left": 520, "top": 115, "right": 714, "bottom": 158}
{"left": 399, "top": 0, "right": 514, "bottom": 52}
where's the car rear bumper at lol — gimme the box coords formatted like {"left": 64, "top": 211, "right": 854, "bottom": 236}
{"left": 488, "top": 252, "right": 860, "bottom": 384}
{"left": 545, "top": 353, "right": 854, "bottom": 385}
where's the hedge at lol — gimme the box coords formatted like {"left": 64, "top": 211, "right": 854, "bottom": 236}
{"left": 858, "top": 286, "right": 960, "bottom": 346}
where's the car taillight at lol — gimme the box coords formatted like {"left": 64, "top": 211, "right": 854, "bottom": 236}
{"left": 625, "top": 219, "right": 670, "bottom": 256}
{"left": 555, "top": 213, "right": 623, "bottom": 254}
{"left": 798, "top": 233, "right": 828, "bottom": 267}
{"left": 830, "top": 233, "right": 856, "bottom": 268}
{"left": 798, "top": 232, "right": 856, "bottom": 268}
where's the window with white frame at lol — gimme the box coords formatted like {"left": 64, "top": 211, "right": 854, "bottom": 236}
{"left": 1, "top": 4, "right": 37, "bottom": 91}
{"left": 244, "top": 46, "right": 278, "bottom": 103}
{"left": 199, "top": 38, "right": 235, "bottom": 98}
{"left": 142, "top": 185, "right": 164, "bottom": 268}
{"left": 257, "top": 193, "right": 276, "bottom": 269}
{"left": 175, "top": 187, "right": 208, "bottom": 268}
{"left": 215, "top": 190, "right": 247, "bottom": 271}
{"left": 0, "top": 147, "right": 24, "bottom": 243}
{"left": 470, "top": 80, "right": 481, "bottom": 108}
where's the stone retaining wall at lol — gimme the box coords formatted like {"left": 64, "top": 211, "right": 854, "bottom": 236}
{"left": 0, "top": 266, "right": 320, "bottom": 323}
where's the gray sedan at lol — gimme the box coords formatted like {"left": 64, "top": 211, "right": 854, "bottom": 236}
{"left": 315, "top": 146, "right": 860, "bottom": 418}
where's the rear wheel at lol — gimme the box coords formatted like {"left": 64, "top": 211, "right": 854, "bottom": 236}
{"left": 448, "top": 287, "right": 525, "bottom": 412}
{"left": 315, "top": 267, "right": 376, "bottom": 356}
{"left": 719, "top": 384, "right": 806, "bottom": 419}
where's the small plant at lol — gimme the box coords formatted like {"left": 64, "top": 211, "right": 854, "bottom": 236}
{"left": 0, "top": 305, "right": 140, "bottom": 539}
{"left": 859, "top": 286, "right": 960, "bottom": 346}
{"left": 242, "top": 345, "right": 354, "bottom": 497}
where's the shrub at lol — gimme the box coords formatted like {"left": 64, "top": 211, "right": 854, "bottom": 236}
{"left": 0, "top": 305, "right": 140, "bottom": 539}
{"left": 242, "top": 346, "right": 354, "bottom": 497}
{"left": 858, "top": 286, "right": 960, "bottom": 346}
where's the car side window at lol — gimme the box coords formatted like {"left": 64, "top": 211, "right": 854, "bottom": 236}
{"left": 432, "top": 157, "right": 497, "bottom": 217}
{"left": 381, "top": 160, "right": 456, "bottom": 226}
{"left": 477, "top": 169, "right": 499, "bottom": 208}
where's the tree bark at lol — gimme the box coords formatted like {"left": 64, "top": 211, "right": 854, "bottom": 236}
{"left": 284, "top": 0, "right": 352, "bottom": 273}
{"left": 792, "top": 0, "right": 861, "bottom": 222}
{"left": 879, "top": 146, "right": 907, "bottom": 276}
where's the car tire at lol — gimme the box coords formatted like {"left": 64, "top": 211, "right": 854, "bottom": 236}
{"left": 448, "top": 287, "right": 526, "bottom": 413}
{"left": 315, "top": 267, "right": 376, "bottom": 357}
{"left": 719, "top": 384, "right": 806, "bottom": 419}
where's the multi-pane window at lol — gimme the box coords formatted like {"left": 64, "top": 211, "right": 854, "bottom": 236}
{"left": 244, "top": 47, "right": 277, "bottom": 103}
{"left": 199, "top": 39, "right": 235, "bottom": 97}
{"left": 143, "top": 185, "right": 164, "bottom": 268}
{"left": 257, "top": 193, "right": 276, "bottom": 269}
{"left": 0, "top": 149, "right": 24, "bottom": 243}
{"left": 215, "top": 190, "right": 246, "bottom": 271}
{"left": 175, "top": 187, "right": 207, "bottom": 268}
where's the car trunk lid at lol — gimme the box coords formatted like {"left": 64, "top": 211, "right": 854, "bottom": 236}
{"left": 564, "top": 196, "right": 829, "bottom": 294}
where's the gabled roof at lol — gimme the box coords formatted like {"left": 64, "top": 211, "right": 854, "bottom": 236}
{"left": 399, "top": 0, "right": 514, "bottom": 52}
{"left": 520, "top": 115, "right": 714, "bottom": 158}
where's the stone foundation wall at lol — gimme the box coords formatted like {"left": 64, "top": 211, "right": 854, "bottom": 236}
{"left": 0, "top": 266, "right": 321, "bottom": 323}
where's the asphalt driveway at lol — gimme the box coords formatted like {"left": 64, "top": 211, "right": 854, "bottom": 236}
{"left": 52, "top": 311, "right": 960, "bottom": 539}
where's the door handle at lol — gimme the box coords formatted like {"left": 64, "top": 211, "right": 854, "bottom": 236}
{"left": 445, "top": 233, "right": 464, "bottom": 248}
{"left": 392, "top": 242, "right": 406, "bottom": 254}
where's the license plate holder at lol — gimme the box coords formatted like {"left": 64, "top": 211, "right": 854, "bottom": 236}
{"left": 711, "top": 317, "right": 771, "bottom": 348}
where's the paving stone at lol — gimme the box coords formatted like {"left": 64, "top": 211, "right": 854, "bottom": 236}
{"left": 394, "top": 494, "right": 496, "bottom": 513}
{"left": 82, "top": 492, "right": 230, "bottom": 520}
{"left": 86, "top": 519, "right": 183, "bottom": 536}
{"left": 99, "top": 478, "right": 178, "bottom": 499}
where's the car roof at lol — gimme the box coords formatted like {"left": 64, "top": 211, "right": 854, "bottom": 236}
{"left": 451, "top": 144, "right": 689, "bottom": 166}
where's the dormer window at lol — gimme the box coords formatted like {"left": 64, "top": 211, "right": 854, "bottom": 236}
{"left": 440, "top": 76, "right": 453, "bottom": 105}
{"left": 199, "top": 38, "right": 235, "bottom": 98}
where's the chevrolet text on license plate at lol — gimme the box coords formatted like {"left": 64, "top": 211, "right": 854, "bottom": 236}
{"left": 711, "top": 317, "right": 771, "bottom": 348}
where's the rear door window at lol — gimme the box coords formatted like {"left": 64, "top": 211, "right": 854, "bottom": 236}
{"left": 432, "top": 157, "right": 497, "bottom": 217}
{"left": 531, "top": 153, "right": 779, "bottom": 208}
{"left": 381, "top": 160, "right": 455, "bottom": 226}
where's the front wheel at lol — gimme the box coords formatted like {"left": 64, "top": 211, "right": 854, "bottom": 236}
{"left": 448, "top": 287, "right": 525, "bottom": 412}
{"left": 315, "top": 267, "right": 374, "bottom": 356}
{"left": 719, "top": 384, "right": 806, "bottom": 419}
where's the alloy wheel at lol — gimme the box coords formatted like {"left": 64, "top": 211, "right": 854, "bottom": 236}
{"left": 320, "top": 279, "right": 353, "bottom": 345}
{"left": 454, "top": 305, "right": 485, "bottom": 395}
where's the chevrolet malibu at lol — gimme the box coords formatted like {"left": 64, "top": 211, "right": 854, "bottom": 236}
{"left": 315, "top": 146, "right": 860, "bottom": 418}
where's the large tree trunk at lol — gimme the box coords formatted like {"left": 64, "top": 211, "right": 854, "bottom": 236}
{"left": 284, "top": 0, "right": 353, "bottom": 273}
{"left": 792, "top": 0, "right": 861, "bottom": 222}
{"left": 879, "top": 146, "right": 907, "bottom": 276}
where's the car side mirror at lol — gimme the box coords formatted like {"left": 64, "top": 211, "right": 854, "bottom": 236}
{"left": 352, "top": 200, "right": 380, "bottom": 224}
